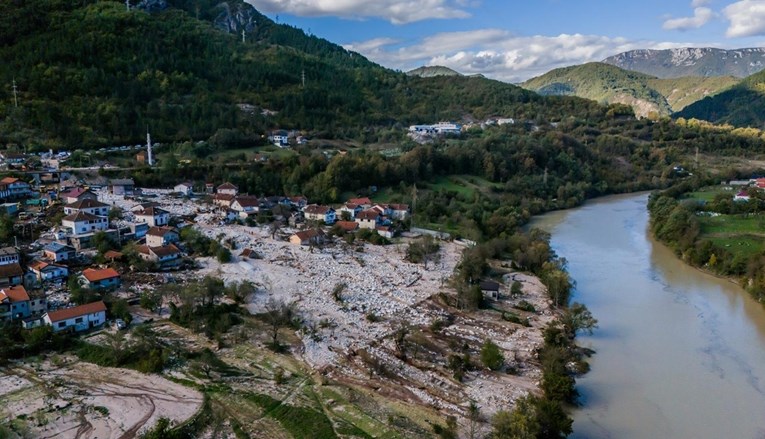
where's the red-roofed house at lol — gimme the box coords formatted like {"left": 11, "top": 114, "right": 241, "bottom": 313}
{"left": 63, "top": 198, "right": 110, "bottom": 216}
{"left": 80, "top": 268, "right": 121, "bottom": 290}
{"left": 146, "top": 226, "right": 180, "bottom": 247}
{"left": 0, "top": 263, "right": 23, "bottom": 287}
{"left": 355, "top": 209, "right": 381, "bottom": 229}
{"left": 0, "top": 285, "right": 31, "bottom": 321}
{"left": 135, "top": 207, "right": 170, "bottom": 227}
{"left": 0, "top": 177, "right": 32, "bottom": 199}
{"left": 389, "top": 204, "right": 411, "bottom": 220}
{"left": 60, "top": 188, "right": 97, "bottom": 205}
{"left": 136, "top": 244, "right": 182, "bottom": 267}
{"left": 335, "top": 221, "right": 359, "bottom": 233}
{"left": 44, "top": 301, "right": 107, "bottom": 332}
{"left": 348, "top": 197, "right": 372, "bottom": 208}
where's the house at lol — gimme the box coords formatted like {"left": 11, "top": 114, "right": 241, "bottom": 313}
{"left": 0, "top": 177, "right": 32, "bottom": 199}
{"left": 734, "top": 191, "right": 751, "bottom": 202}
{"left": 43, "top": 242, "right": 76, "bottom": 262}
{"left": 389, "top": 204, "right": 411, "bottom": 221}
{"left": 0, "top": 247, "right": 19, "bottom": 266}
{"left": 63, "top": 198, "right": 110, "bottom": 217}
{"left": 339, "top": 203, "right": 363, "bottom": 220}
{"left": 371, "top": 204, "right": 392, "bottom": 217}
{"left": 135, "top": 207, "right": 170, "bottom": 227}
{"left": 136, "top": 244, "right": 182, "bottom": 267}
{"left": 0, "top": 285, "right": 31, "bottom": 321}
{"left": 109, "top": 179, "right": 135, "bottom": 195}
{"left": 0, "top": 263, "right": 23, "bottom": 286}
{"left": 131, "top": 202, "right": 160, "bottom": 213}
{"left": 128, "top": 222, "right": 150, "bottom": 239}
{"left": 289, "top": 229, "right": 326, "bottom": 246}
{"left": 103, "top": 250, "right": 124, "bottom": 262}
{"left": 60, "top": 188, "right": 97, "bottom": 205}
{"left": 303, "top": 205, "right": 336, "bottom": 224}
{"left": 288, "top": 196, "right": 308, "bottom": 209}
{"left": 269, "top": 130, "right": 290, "bottom": 147}
{"left": 174, "top": 182, "right": 194, "bottom": 196}
{"left": 80, "top": 268, "right": 121, "bottom": 289}
{"left": 376, "top": 226, "right": 394, "bottom": 239}
{"left": 212, "top": 193, "right": 236, "bottom": 208}
{"left": 348, "top": 197, "right": 373, "bottom": 209}
{"left": 0, "top": 152, "right": 27, "bottom": 165}
{"left": 355, "top": 209, "right": 381, "bottom": 229}
{"left": 231, "top": 196, "right": 261, "bottom": 217}
{"left": 480, "top": 280, "right": 501, "bottom": 301}
{"left": 0, "top": 202, "right": 18, "bottom": 216}
{"left": 205, "top": 183, "right": 215, "bottom": 194}
{"left": 28, "top": 260, "right": 69, "bottom": 282}
{"left": 44, "top": 301, "right": 107, "bottom": 333}
{"left": 146, "top": 226, "right": 179, "bottom": 247}
{"left": 240, "top": 248, "right": 257, "bottom": 259}
{"left": 217, "top": 182, "right": 238, "bottom": 196}
{"left": 62, "top": 211, "right": 109, "bottom": 235}
{"left": 335, "top": 221, "right": 359, "bottom": 233}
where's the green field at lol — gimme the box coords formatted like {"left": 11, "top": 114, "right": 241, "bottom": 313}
{"left": 683, "top": 186, "right": 730, "bottom": 203}
{"left": 698, "top": 214, "right": 765, "bottom": 235}
{"left": 707, "top": 235, "right": 765, "bottom": 258}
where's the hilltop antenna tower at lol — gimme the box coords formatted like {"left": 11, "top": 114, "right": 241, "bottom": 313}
{"left": 146, "top": 128, "right": 154, "bottom": 166}
{"left": 11, "top": 78, "right": 18, "bottom": 108}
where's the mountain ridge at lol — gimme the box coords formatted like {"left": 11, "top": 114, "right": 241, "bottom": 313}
{"left": 603, "top": 47, "right": 765, "bottom": 79}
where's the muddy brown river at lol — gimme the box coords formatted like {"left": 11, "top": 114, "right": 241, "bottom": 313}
{"left": 531, "top": 193, "right": 765, "bottom": 439}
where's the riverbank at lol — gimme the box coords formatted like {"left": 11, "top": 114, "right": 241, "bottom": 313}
{"left": 532, "top": 192, "right": 765, "bottom": 438}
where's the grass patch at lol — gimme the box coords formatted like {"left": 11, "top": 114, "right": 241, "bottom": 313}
{"left": 698, "top": 214, "right": 765, "bottom": 235}
{"left": 427, "top": 176, "right": 475, "bottom": 197}
{"left": 707, "top": 235, "right": 765, "bottom": 258}
{"left": 244, "top": 393, "right": 338, "bottom": 439}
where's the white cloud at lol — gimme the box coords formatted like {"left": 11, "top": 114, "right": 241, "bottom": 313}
{"left": 691, "top": 0, "right": 710, "bottom": 7}
{"left": 345, "top": 30, "right": 706, "bottom": 82}
{"left": 724, "top": 0, "right": 765, "bottom": 37}
{"left": 663, "top": 6, "right": 714, "bottom": 30}
{"left": 243, "top": 0, "right": 470, "bottom": 24}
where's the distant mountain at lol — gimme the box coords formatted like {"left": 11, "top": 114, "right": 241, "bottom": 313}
{"left": 407, "top": 66, "right": 463, "bottom": 78}
{"left": 678, "top": 69, "right": 765, "bottom": 127}
{"left": 521, "top": 62, "right": 737, "bottom": 117}
{"left": 603, "top": 48, "right": 765, "bottom": 79}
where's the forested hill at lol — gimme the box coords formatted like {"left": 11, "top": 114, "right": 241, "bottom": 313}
{"left": 677, "top": 69, "right": 765, "bottom": 128}
{"left": 0, "top": 0, "right": 604, "bottom": 150}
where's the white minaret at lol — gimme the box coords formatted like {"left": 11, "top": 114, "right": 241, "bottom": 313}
{"left": 146, "top": 129, "right": 154, "bottom": 166}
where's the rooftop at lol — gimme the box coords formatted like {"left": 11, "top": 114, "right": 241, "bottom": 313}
{"left": 81, "top": 267, "right": 120, "bottom": 282}
{"left": 0, "top": 285, "right": 29, "bottom": 303}
{"left": 46, "top": 301, "right": 106, "bottom": 322}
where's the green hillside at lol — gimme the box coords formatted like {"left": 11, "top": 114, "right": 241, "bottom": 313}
{"left": 648, "top": 76, "right": 739, "bottom": 111}
{"left": 677, "top": 70, "right": 765, "bottom": 127}
{"left": 522, "top": 62, "right": 737, "bottom": 117}
{"left": 407, "top": 66, "right": 463, "bottom": 78}
{"left": 0, "top": 0, "right": 603, "bottom": 150}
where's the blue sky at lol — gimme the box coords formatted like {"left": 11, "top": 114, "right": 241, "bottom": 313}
{"left": 244, "top": 0, "right": 765, "bottom": 81}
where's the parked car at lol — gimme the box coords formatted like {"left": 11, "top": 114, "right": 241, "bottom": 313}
{"left": 113, "top": 319, "right": 127, "bottom": 330}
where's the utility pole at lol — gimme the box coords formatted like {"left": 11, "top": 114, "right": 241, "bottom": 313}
{"left": 12, "top": 78, "right": 18, "bottom": 108}
{"left": 301, "top": 69, "right": 306, "bottom": 88}
{"left": 125, "top": 0, "right": 130, "bottom": 11}
{"left": 241, "top": 29, "right": 246, "bottom": 43}
{"left": 411, "top": 183, "right": 417, "bottom": 229}
{"left": 146, "top": 127, "right": 154, "bottom": 167}
{"left": 695, "top": 146, "right": 700, "bottom": 168}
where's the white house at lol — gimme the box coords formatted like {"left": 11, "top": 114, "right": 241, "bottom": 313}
{"left": 136, "top": 244, "right": 182, "bottom": 267}
{"left": 135, "top": 207, "right": 170, "bottom": 227}
{"left": 44, "top": 301, "right": 106, "bottom": 333}
{"left": 174, "top": 182, "right": 193, "bottom": 196}
{"left": 389, "top": 204, "right": 411, "bottom": 221}
{"left": 62, "top": 212, "right": 108, "bottom": 235}
{"left": 217, "top": 182, "right": 238, "bottom": 196}
{"left": 269, "top": 130, "right": 291, "bottom": 147}
{"left": 63, "top": 198, "right": 110, "bottom": 217}
{"left": 231, "top": 196, "right": 261, "bottom": 217}
{"left": 60, "top": 188, "right": 97, "bottom": 204}
{"left": 146, "top": 226, "right": 180, "bottom": 247}
{"left": 0, "top": 247, "right": 19, "bottom": 266}
{"left": 338, "top": 203, "right": 363, "bottom": 220}
{"left": 355, "top": 209, "right": 381, "bottom": 229}
{"left": 303, "top": 205, "right": 336, "bottom": 224}
{"left": 28, "top": 260, "right": 69, "bottom": 282}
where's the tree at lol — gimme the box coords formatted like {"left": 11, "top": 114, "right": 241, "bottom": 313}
{"left": 92, "top": 231, "right": 117, "bottom": 255}
{"left": 491, "top": 396, "right": 540, "bottom": 439}
{"left": 262, "top": 299, "right": 298, "bottom": 350}
{"left": 467, "top": 400, "right": 481, "bottom": 439}
{"left": 141, "top": 289, "right": 164, "bottom": 314}
{"left": 0, "top": 213, "right": 14, "bottom": 244}
{"left": 480, "top": 339, "right": 504, "bottom": 371}
{"left": 560, "top": 302, "right": 597, "bottom": 337}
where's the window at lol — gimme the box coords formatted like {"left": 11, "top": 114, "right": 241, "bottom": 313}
{"left": 75, "top": 317, "right": 83, "bottom": 323}
{"left": 58, "top": 322, "right": 65, "bottom": 328}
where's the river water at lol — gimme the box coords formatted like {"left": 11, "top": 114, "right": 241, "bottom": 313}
{"left": 530, "top": 193, "right": 765, "bottom": 439}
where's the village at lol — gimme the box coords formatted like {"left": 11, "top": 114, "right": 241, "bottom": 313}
{"left": 0, "top": 159, "right": 559, "bottom": 438}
